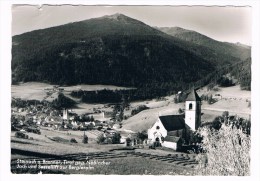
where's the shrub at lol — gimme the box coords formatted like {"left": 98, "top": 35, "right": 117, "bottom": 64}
{"left": 97, "top": 134, "right": 105, "bottom": 144}
{"left": 137, "top": 130, "right": 148, "bottom": 141}
{"left": 211, "top": 116, "right": 223, "bottom": 130}
{"left": 111, "top": 133, "right": 121, "bottom": 144}
{"left": 178, "top": 108, "right": 184, "bottom": 114}
{"left": 222, "top": 111, "right": 229, "bottom": 118}
{"left": 70, "top": 138, "right": 77, "bottom": 143}
{"left": 196, "top": 124, "right": 250, "bottom": 176}
{"left": 217, "top": 77, "right": 234, "bottom": 87}
{"left": 15, "top": 132, "right": 29, "bottom": 139}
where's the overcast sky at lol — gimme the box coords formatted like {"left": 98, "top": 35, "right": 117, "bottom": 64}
{"left": 12, "top": 5, "right": 252, "bottom": 45}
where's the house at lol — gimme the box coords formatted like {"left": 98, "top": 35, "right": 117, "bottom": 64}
{"left": 63, "top": 109, "right": 68, "bottom": 120}
{"left": 213, "top": 93, "right": 222, "bottom": 100}
{"left": 112, "top": 123, "right": 121, "bottom": 129}
{"left": 148, "top": 89, "right": 201, "bottom": 150}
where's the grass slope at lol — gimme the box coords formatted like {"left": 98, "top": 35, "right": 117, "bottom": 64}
{"left": 122, "top": 85, "right": 251, "bottom": 132}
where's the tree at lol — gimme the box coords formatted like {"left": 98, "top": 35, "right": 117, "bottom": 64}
{"left": 211, "top": 116, "right": 223, "bottom": 130}
{"left": 137, "top": 130, "right": 148, "bottom": 141}
{"left": 82, "top": 131, "right": 88, "bottom": 144}
{"left": 51, "top": 93, "right": 76, "bottom": 110}
{"left": 196, "top": 124, "right": 250, "bottom": 176}
{"left": 111, "top": 104, "right": 120, "bottom": 121}
{"left": 111, "top": 132, "right": 121, "bottom": 144}
{"left": 96, "top": 134, "right": 105, "bottom": 144}
{"left": 121, "top": 95, "right": 130, "bottom": 110}
{"left": 207, "top": 94, "right": 213, "bottom": 104}
{"left": 222, "top": 111, "right": 229, "bottom": 118}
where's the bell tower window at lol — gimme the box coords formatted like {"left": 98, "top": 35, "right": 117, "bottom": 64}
{"left": 189, "top": 103, "right": 193, "bottom": 110}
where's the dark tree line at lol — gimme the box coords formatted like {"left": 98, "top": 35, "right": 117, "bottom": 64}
{"left": 51, "top": 93, "right": 76, "bottom": 110}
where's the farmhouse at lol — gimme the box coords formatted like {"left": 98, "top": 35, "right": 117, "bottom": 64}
{"left": 148, "top": 89, "right": 201, "bottom": 150}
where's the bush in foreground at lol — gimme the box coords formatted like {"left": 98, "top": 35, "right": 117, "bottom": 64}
{"left": 196, "top": 124, "right": 250, "bottom": 176}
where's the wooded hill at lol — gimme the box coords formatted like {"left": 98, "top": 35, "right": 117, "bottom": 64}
{"left": 12, "top": 14, "right": 251, "bottom": 95}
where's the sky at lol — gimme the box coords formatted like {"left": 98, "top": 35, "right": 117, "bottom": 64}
{"left": 12, "top": 5, "right": 252, "bottom": 46}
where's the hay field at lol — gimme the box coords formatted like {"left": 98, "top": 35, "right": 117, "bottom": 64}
{"left": 122, "top": 101, "right": 185, "bottom": 132}
{"left": 11, "top": 82, "right": 56, "bottom": 101}
{"left": 11, "top": 82, "right": 134, "bottom": 101}
{"left": 11, "top": 128, "right": 124, "bottom": 155}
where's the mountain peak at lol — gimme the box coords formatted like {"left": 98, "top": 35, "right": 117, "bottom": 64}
{"left": 102, "top": 13, "right": 130, "bottom": 21}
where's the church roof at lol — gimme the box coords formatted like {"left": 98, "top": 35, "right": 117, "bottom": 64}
{"left": 186, "top": 89, "right": 201, "bottom": 101}
{"left": 164, "top": 136, "right": 181, "bottom": 143}
{"left": 159, "top": 115, "right": 185, "bottom": 131}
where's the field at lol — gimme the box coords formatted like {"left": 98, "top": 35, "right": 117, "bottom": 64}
{"left": 11, "top": 82, "right": 133, "bottom": 102}
{"left": 11, "top": 131, "right": 198, "bottom": 175}
{"left": 12, "top": 82, "right": 56, "bottom": 101}
{"left": 11, "top": 125, "right": 198, "bottom": 175}
{"left": 11, "top": 128, "right": 122, "bottom": 155}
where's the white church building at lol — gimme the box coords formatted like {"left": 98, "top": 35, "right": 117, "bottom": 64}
{"left": 147, "top": 89, "right": 201, "bottom": 150}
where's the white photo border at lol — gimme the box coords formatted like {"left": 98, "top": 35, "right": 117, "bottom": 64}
{"left": 1, "top": 0, "right": 259, "bottom": 181}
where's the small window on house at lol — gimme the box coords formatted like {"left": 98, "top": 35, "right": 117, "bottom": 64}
{"left": 156, "top": 126, "right": 160, "bottom": 130}
{"left": 189, "top": 103, "right": 193, "bottom": 110}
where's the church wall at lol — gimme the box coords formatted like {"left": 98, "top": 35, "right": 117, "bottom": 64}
{"left": 148, "top": 118, "right": 167, "bottom": 142}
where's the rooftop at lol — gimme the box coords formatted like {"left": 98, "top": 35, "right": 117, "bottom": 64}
{"left": 159, "top": 115, "right": 185, "bottom": 131}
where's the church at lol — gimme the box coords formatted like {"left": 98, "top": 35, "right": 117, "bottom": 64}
{"left": 147, "top": 89, "right": 201, "bottom": 150}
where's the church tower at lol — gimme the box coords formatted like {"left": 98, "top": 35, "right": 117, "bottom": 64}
{"left": 185, "top": 89, "right": 201, "bottom": 131}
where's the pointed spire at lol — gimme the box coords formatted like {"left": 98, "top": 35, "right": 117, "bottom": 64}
{"left": 186, "top": 89, "right": 201, "bottom": 101}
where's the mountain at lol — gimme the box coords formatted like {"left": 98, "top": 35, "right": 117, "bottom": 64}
{"left": 12, "top": 14, "right": 249, "bottom": 90}
{"left": 156, "top": 27, "right": 251, "bottom": 61}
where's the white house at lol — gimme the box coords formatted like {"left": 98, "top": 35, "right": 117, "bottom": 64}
{"left": 63, "top": 109, "right": 68, "bottom": 120}
{"left": 148, "top": 89, "right": 201, "bottom": 150}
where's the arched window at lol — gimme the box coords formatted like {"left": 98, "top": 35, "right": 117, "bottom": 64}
{"left": 156, "top": 126, "right": 160, "bottom": 130}
{"left": 189, "top": 103, "right": 193, "bottom": 110}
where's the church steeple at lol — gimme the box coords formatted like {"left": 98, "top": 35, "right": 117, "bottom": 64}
{"left": 185, "top": 89, "right": 201, "bottom": 130}
{"left": 186, "top": 89, "right": 201, "bottom": 102}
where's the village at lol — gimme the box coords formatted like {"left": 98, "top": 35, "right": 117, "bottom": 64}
{"left": 11, "top": 85, "right": 156, "bottom": 150}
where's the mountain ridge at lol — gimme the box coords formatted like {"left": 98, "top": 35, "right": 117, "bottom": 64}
{"left": 156, "top": 26, "right": 251, "bottom": 61}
